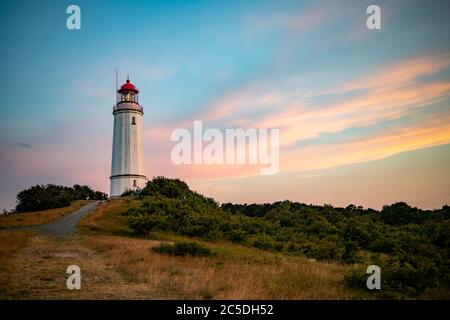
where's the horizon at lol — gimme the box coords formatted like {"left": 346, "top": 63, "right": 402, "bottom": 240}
{"left": 1, "top": 0, "right": 450, "bottom": 210}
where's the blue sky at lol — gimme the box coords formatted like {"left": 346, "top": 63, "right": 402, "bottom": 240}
{"left": 0, "top": 0, "right": 449, "bottom": 210}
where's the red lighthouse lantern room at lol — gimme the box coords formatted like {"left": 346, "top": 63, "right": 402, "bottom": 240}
{"left": 117, "top": 78, "right": 139, "bottom": 104}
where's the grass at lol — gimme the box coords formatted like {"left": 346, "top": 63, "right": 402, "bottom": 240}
{"left": 80, "top": 234, "right": 371, "bottom": 299}
{"left": 78, "top": 197, "right": 135, "bottom": 236}
{"left": 0, "top": 230, "right": 31, "bottom": 265}
{"left": 0, "top": 200, "right": 91, "bottom": 229}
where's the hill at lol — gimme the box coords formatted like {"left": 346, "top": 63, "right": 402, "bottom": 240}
{"left": 83, "top": 177, "right": 450, "bottom": 299}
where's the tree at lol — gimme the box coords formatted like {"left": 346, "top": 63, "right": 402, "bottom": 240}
{"left": 16, "top": 184, "right": 107, "bottom": 212}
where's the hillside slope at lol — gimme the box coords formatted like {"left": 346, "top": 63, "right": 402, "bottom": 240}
{"left": 79, "top": 177, "right": 450, "bottom": 299}
{"left": 78, "top": 197, "right": 370, "bottom": 299}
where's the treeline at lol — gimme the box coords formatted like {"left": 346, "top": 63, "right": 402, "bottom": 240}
{"left": 124, "top": 177, "right": 450, "bottom": 298}
{"left": 16, "top": 184, "right": 108, "bottom": 212}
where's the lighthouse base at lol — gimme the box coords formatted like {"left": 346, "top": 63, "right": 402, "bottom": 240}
{"left": 110, "top": 174, "right": 147, "bottom": 197}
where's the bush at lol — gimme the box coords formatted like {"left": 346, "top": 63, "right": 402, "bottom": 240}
{"left": 141, "top": 177, "right": 191, "bottom": 199}
{"left": 152, "top": 242, "right": 213, "bottom": 257}
{"left": 344, "top": 258, "right": 441, "bottom": 297}
{"left": 308, "top": 236, "right": 343, "bottom": 261}
{"left": 121, "top": 188, "right": 141, "bottom": 197}
{"left": 16, "top": 184, "right": 108, "bottom": 212}
{"left": 254, "top": 234, "right": 275, "bottom": 250}
{"left": 380, "top": 202, "right": 431, "bottom": 225}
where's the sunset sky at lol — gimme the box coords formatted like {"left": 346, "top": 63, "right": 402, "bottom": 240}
{"left": 1, "top": 0, "right": 449, "bottom": 210}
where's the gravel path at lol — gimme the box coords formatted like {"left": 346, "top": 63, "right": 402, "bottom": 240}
{"left": 27, "top": 201, "right": 101, "bottom": 238}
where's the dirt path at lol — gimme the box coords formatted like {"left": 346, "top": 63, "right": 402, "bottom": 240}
{"left": 27, "top": 201, "right": 101, "bottom": 238}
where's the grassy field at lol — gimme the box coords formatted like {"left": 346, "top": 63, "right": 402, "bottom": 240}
{"left": 0, "top": 200, "right": 91, "bottom": 229}
{"left": 0, "top": 198, "right": 374, "bottom": 299}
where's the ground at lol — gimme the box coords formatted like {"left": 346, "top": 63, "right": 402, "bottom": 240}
{"left": 0, "top": 198, "right": 372, "bottom": 299}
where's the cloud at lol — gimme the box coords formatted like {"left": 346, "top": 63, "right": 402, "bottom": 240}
{"left": 142, "top": 53, "right": 450, "bottom": 181}
{"left": 315, "top": 54, "right": 450, "bottom": 96}
{"left": 252, "top": 54, "right": 450, "bottom": 137}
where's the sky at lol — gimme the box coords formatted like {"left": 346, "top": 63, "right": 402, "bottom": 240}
{"left": 0, "top": 0, "right": 449, "bottom": 210}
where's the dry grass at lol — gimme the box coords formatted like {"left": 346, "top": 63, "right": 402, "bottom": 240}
{"left": 81, "top": 235, "right": 371, "bottom": 299}
{"left": 0, "top": 230, "right": 31, "bottom": 265}
{"left": 0, "top": 200, "right": 91, "bottom": 229}
{"left": 78, "top": 198, "right": 135, "bottom": 236}
{"left": 0, "top": 230, "right": 33, "bottom": 298}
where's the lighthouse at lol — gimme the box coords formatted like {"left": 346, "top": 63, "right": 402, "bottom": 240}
{"left": 110, "top": 78, "right": 147, "bottom": 196}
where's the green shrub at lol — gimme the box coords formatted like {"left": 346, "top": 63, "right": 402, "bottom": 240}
{"left": 16, "top": 184, "right": 108, "bottom": 212}
{"left": 344, "top": 258, "right": 441, "bottom": 297}
{"left": 308, "top": 236, "right": 343, "bottom": 261}
{"left": 152, "top": 242, "right": 214, "bottom": 257}
{"left": 254, "top": 234, "right": 275, "bottom": 250}
{"left": 121, "top": 189, "right": 141, "bottom": 197}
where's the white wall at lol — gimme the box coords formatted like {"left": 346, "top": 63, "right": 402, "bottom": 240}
{"left": 110, "top": 102, "right": 147, "bottom": 196}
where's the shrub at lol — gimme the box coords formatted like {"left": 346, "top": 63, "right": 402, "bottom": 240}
{"left": 16, "top": 184, "right": 108, "bottom": 212}
{"left": 152, "top": 242, "right": 213, "bottom": 257}
{"left": 254, "top": 234, "right": 275, "bottom": 250}
{"left": 121, "top": 189, "right": 141, "bottom": 197}
{"left": 141, "top": 177, "right": 192, "bottom": 199}
{"left": 380, "top": 202, "right": 431, "bottom": 225}
{"left": 308, "top": 236, "right": 343, "bottom": 261}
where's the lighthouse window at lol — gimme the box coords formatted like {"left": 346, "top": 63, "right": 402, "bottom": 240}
{"left": 131, "top": 117, "right": 136, "bottom": 125}
{"left": 133, "top": 180, "right": 137, "bottom": 187}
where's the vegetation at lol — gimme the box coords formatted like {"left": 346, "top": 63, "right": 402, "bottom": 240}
{"left": 123, "top": 177, "right": 450, "bottom": 299}
{"left": 16, "top": 184, "right": 107, "bottom": 212}
{"left": 153, "top": 241, "right": 214, "bottom": 257}
{"left": 79, "top": 205, "right": 366, "bottom": 299}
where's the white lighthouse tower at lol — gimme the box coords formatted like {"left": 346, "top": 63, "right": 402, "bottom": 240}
{"left": 110, "top": 78, "right": 147, "bottom": 196}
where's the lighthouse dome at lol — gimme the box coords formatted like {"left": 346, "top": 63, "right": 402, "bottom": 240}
{"left": 118, "top": 79, "right": 139, "bottom": 93}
